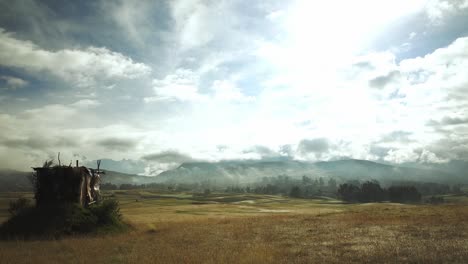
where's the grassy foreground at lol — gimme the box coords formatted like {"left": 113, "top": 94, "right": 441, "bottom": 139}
{"left": 1, "top": 191, "right": 468, "bottom": 263}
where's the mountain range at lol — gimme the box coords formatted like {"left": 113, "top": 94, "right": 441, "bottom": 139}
{"left": 154, "top": 159, "right": 465, "bottom": 186}
{"left": 0, "top": 169, "right": 155, "bottom": 192}
{"left": 1, "top": 159, "right": 466, "bottom": 191}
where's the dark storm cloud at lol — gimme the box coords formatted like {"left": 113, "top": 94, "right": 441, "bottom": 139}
{"left": 369, "top": 70, "right": 401, "bottom": 89}
{"left": 297, "top": 138, "right": 330, "bottom": 155}
{"left": 96, "top": 137, "right": 137, "bottom": 151}
{"left": 1, "top": 136, "right": 78, "bottom": 150}
{"left": 141, "top": 150, "right": 192, "bottom": 163}
{"left": 2, "top": 138, "right": 48, "bottom": 150}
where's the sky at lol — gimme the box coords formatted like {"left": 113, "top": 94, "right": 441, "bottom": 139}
{"left": 0, "top": 0, "right": 468, "bottom": 175}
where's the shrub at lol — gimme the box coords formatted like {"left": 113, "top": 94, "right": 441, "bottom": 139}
{"left": 89, "top": 199, "right": 124, "bottom": 230}
{"left": 0, "top": 199, "right": 126, "bottom": 239}
{"left": 8, "top": 198, "right": 32, "bottom": 216}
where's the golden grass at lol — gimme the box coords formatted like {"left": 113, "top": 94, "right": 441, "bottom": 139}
{"left": 1, "top": 191, "right": 468, "bottom": 263}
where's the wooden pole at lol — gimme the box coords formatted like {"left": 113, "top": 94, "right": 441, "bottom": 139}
{"left": 76, "top": 160, "right": 79, "bottom": 167}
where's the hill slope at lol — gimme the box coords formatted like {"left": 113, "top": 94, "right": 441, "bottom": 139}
{"left": 1, "top": 159, "right": 464, "bottom": 191}
{"left": 0, "top": 170, "right": 32, "bottom": 192}
{"left": 155, "top": 159, "right": 462, "bottom": 185}
{"left": 0, "top": 169, "right": 157, "bottom": 191}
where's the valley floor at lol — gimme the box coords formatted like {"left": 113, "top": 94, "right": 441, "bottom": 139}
{"left": 1, "top": 191, "right": 468, "bottom": 263}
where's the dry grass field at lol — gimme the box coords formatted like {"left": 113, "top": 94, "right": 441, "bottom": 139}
{"left": 1, "top": 191, "right": 468, "bottom": 263}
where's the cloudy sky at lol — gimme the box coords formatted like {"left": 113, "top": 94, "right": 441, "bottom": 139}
{"left": 1, "top": 0, "right": 468, "bottom": 174}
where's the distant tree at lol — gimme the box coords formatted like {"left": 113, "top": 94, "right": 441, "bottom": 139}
{"left": 120, "top": 184, "right": 137, "bottom": 190}
{"left": 204, "top": 188, "right": 211, "bottom": 195}
{"left": 452, "top": 184, "right": 463, "bottom": 195}
{"left": 303, "top": 184, "right": 318, "bottom": 198}
{"left": 388, "top": 186, "right": 421, "bottom": 203}
{"left": 318, "top": 177, "right": 325, "bottom": 188}
{"left": 313, "top": 178, "right": 319, "bottom": 187}
{"left": 289, "top": 186, "right": 302, "bottom": 198}
{"left": 101, "top": 183, "right": 118, "bottom": 190}
{"left": 302, "top": 175, "right": 311, "bottom": 184}
{"left": 358, "top": 181, "right": 386, "bottom": 202}
{"left": 327, "top": 178, "right": 337, "bottom": 191}
{"left": 346, "top": 180, "right": 361, "bottom": 186}
{"left": 337, "top": 183, "right": 360, "bottom": 202}
{"left": 265, "top": 184, "right": 279, "bottom": 194}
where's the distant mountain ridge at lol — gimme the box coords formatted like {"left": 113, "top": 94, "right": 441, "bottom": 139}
{"left": 0, "top": 169, "right": 155, "bottom": 192}
{"left": 155, "top": 159, "right": 464, "bottom": 185}
{"left": 0, "top": 169, "right": 32, "bottom": 192}
{"left": 0, "top": 159, "right": 466, "bottom": 191}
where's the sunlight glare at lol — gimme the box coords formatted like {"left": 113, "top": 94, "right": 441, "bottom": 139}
{"left": 285, "top": 0, "right": 426, "bottom": 65}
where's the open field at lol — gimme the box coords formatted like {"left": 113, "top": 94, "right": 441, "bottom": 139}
{"left": 1, "top": 191, "right": 468, "bottom": 263}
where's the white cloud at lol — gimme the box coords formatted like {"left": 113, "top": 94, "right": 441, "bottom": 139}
{"left": 170, "top": 0, "right": 219, "bottom": 50}
{"left": 384, "top": 149, "right": 419, "bottom": 163}
{"left": 0, "top": 100, "right": 149, "bottom": 170}
{"left": 70, "top": 99, "right": 101, "bottom": 108}
{"left": 145, "top": 69, "right": 205, "bottom": 102}
{"left": 399, "top": 36, "right": 468, "bottom": 110}
{"left": 419, "top": 149, "right": 448, "bottom": 163}
{"left": 245, "top": 35, "right": 468, "bottom": 162}
{"left": 0, "top": 75, "right": 28, "bottom": 90}
{"left": 103, "top": 0, "right": 153, "bottom": 47}
{"left": 0, "top": 28, "right": 151, "bottom": 87}
{"left": 425, "top": 0, "right": 468, "bottom": 23}
{"left": 144, "top": 69, "right": 253, "bottom": 103}
{"left": 211, "top": 80, "right": 254, "bottom": 102}
{"left": 2, "top": 0, "right": 468, "bottom": 171}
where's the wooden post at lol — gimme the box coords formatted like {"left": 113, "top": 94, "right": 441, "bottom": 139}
{"left": 76, "top": 160, "right": 79, "bottom": 167}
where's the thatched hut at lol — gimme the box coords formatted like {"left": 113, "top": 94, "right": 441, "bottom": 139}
{"left": 32, "top": 161, "right": 103, "bottom": 207}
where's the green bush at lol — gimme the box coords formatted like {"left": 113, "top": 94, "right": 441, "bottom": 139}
{"left": 89, "top": 199, "right": 124, "bottom": 231}
{"left": 66, "top": 205, "right": 98, "bottom": 233}
{"left": 0, "top": 199, "right": 126, "bottom": 239}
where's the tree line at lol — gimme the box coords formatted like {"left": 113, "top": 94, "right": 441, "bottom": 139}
{"left": 337, "top": 181, "right": 421, "bottom": 203}
{"left": 224, "top": 175, "right": 338, "bottom": 198}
